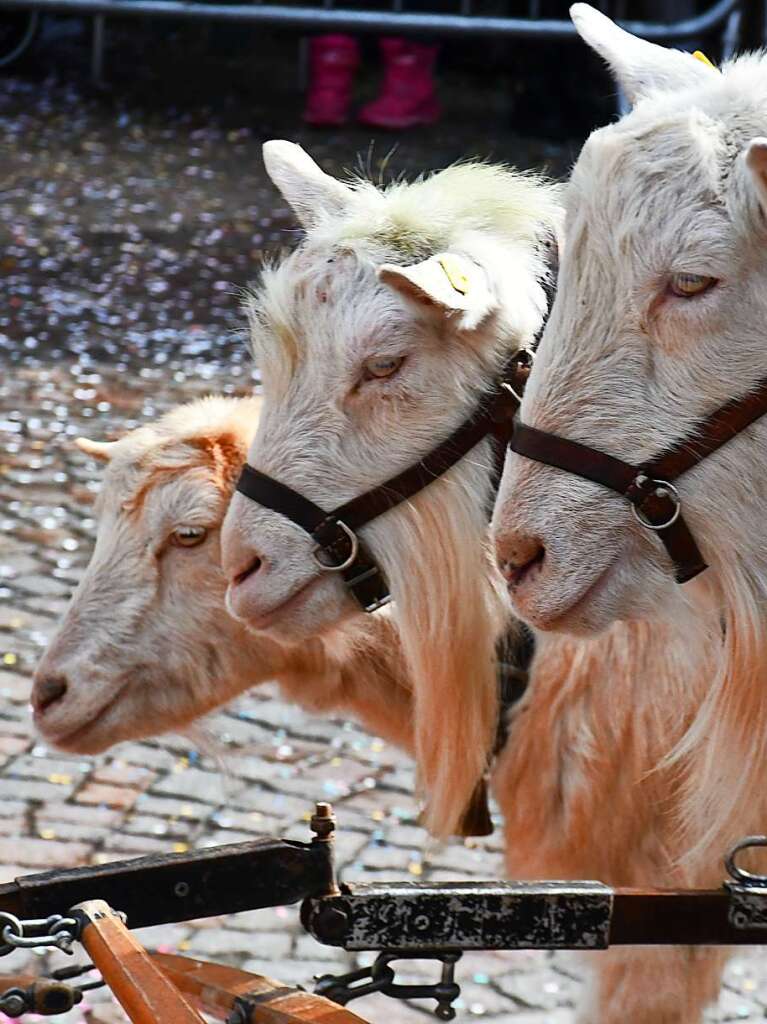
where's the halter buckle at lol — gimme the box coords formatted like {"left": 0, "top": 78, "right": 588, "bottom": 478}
{"left": 500, "top": 349, "right": 535, "bottom": 405}
{"left": 312, "top": 520, "right": 360, "bottom": 572}
{"left": 343, "top": 565, "right": 392, "bottom": 612}
{"left": 630, "top": 477, "right": 682, "bottom": 531}
{"left": 500, "top": 381, "right": 525, "bottom": 405}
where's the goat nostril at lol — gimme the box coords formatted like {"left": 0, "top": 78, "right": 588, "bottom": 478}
{"left": 33, "top": 675, "right": 68, "bottom": 713}
{"left": 498, "top": 538, "right": 546, "bottom": 587}
{"left": 234, "top": 555, "right": 263, "bottom": 586}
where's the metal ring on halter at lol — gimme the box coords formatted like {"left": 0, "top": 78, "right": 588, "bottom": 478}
{"left": 630, "top": 480, "right": 682, "bottom": 531}
{"left": 312, "top": 521, "right": 359, "bottom": 572}
{"left": 725, "top": 835, "right": 767, "bottom": 886}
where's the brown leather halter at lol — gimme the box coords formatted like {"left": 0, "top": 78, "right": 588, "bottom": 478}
{"left": 510, "top": 377, "right": 767, "bottom": 584}
{"left": 236, "top": 231, "right": 558, "bottom": 612}
{"left": 236, "top": 350, "right": 531, "bottom": 611}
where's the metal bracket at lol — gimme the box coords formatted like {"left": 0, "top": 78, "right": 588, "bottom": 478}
{"left": 304, "top": 880, "right": 613, "bottom": 952}
{"left": 0, "top": 980, "right": 83, "bottom": 1017}
{"left": 725, "top": 835, "right": 767, "bottom": 930}
{"left": 226, "top": 987, "right": 300, "bottom": 1024}
{"left": 0, "top": 835, "right": 335, "bottom": 930}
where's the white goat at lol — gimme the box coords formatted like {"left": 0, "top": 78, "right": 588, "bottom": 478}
{"left": 494, "top": 5, "right": 767, "bottom": 1020}
{"left": 220, "top": 142, "right": 561, "bottom": 837}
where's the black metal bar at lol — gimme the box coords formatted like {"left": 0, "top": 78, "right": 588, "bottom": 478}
{"left": 0, "top": 0, "right": 738, "bottom": 39}
{"left": 0, "top": 839, "right": 333, "bottom": 930}
{"left": 610, "top": 889, "right": 767, "bottom": 946}
{"left": 2, "top": 826, "right": 767, "bottom": 951}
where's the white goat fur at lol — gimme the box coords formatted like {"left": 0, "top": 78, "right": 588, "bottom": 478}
{"left": 43, "top": 408, "right": 728, "bottom": 1021}
{"left": 221, "top": 146, "right": 561, "bottom": 837}
{"left": 43, "top": 412, "right": 723, "bottom": 1018}
{"left": 220, "top": 145, "right": 728, "bottom": 1018}
{"left": 492, "top": 5, "right": 767, "bottom": 1019}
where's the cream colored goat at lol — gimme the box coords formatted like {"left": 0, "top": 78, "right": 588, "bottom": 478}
{"left": 33, "top": 397, "right": 412, "bottom": 755}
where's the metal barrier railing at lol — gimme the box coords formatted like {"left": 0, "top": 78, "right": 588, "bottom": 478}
{"left": 0, "top": 0, "right": 742, "bottom": 39}
{"left": 0, "top": 0, "right": 747, "bottom": 97}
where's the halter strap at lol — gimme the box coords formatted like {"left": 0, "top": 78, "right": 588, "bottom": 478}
{"left": 236, "top": 350, "right": 531, "bottom": 612}
{"left": 236, "top": 467, "right": 391, "bottom": 613}
{"left": 510, "top": 374, "right": 767, "bottom": 584}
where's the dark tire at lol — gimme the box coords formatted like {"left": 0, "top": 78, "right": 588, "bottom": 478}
{"left": 0, "top": 8, "right": 39, "bottom": 68}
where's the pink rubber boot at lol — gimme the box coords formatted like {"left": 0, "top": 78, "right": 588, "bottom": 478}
{"left": 358, "top": 38, "right": 441, "bottom": 129}
{"left": 303, "top": 34, "right": 361, "bottom": 126}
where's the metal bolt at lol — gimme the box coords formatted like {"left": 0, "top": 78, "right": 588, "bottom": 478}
{"left": 174, "top": 881, "right": 190, "bottom": 898}
{"left": 733, "top": 909, "right": 750, "bottom": 929}
{"left": 310, "top": 802, "right": 336, "bottom": 840}
{"left": 54, "top": 931, "right": 75, "bottom": 953}
{"left": 0, "top": 993, "right": 26, "bottom": 1016}
{"left": 315, "top": 905, "right": 350, "bottom": 941}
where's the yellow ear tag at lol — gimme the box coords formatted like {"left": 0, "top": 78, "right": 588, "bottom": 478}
{"left": 438, "top": 255, "right": 470, "bottom": 296}
{"left": 692, "top": 50, "right": 718, "bottom": 70}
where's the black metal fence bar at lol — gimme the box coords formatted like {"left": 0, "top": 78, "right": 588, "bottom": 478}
{"left": 0, "top": 0, "right": 740, "bottom": 39}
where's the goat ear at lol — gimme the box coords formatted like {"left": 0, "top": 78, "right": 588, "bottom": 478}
{"left": 570, "top": 4, "right": 718, "bottom": 106}
{"left": 262, "top": 140, "right": 352, "bottom": 228}
{"left": 378, "top": 253, "right": 498, "bottom": 332}
{"left": 745, "top": 138, "right": 767, "bottom": 215}
{"left": 75, "top": 437, "right": 116, "bottom": 462}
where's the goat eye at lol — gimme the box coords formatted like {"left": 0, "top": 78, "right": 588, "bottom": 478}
{"left": 362, "top": 355, "right": 405, "bottom": 380}
{"left": 669, "top": 273, "right": 717, "bottom": 298}
{"left": 171, "top": 526, "right": 208, "bottom": 548}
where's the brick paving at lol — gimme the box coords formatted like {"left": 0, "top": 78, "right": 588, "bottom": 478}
{"left": 1, "top": 45, "right": 767, "bottom": 1024}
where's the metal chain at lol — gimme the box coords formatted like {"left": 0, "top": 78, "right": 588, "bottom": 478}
{"left": 315, "top": 951, "right": 462, "bottom": 1020}
{"left": 0, "top": 913, "right": 79, "bottom": 957}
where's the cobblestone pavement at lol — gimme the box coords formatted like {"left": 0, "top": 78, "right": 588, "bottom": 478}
{"left": 1, "top": 37, "right": 767, "bottom": 1023}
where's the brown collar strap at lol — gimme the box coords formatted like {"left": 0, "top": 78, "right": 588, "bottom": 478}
{"left": 236, "top": 350, "right": 532, "bottom": 612}
{"left": 510, "top": 375, "right": 767, "bottom": 584}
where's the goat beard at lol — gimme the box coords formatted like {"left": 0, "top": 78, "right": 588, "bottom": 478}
{"left": 375, "top": 450, "right": 509, "bottom": 838}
